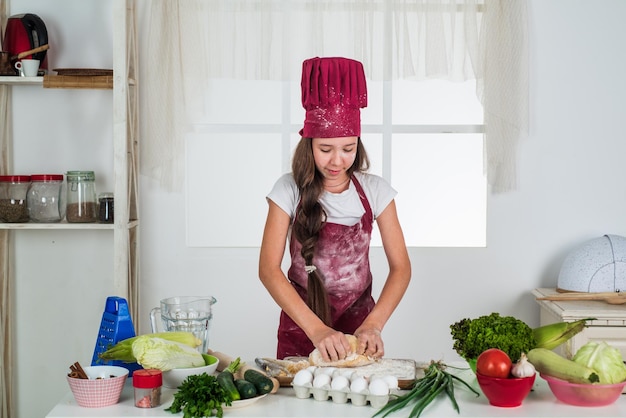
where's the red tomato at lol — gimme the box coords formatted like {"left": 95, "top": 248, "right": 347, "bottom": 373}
{"left": 476, "top": 348, "right": 512, "bottom": 378}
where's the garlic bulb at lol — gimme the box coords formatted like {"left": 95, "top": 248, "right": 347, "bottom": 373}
{"left": 511, "top": 352, "right": 536, "bottom": 378}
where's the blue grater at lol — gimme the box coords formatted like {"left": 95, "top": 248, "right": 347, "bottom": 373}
{"left": 92, "top": 296, "right": 142, "bottom": 375}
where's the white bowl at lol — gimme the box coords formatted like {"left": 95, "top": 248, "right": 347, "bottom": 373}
{"left": 162, "top": 356, "right": 219, "bottom": 389}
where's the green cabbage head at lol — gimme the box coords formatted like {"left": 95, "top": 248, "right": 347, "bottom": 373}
{"left": 572, "top": 341, "right": 626, "bottom": 384}
{"left": 132, "top": 335, "right": 205, "bottom": 371}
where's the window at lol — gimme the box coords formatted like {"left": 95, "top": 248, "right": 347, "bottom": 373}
{"left": 186, "top": 76, "right": 485, "bottom": 247}
{"left": 384, "top": 79, "right": 486, "bottom": 247}
{"left": 139, "top": 0, "right": 532, "bottom": 247}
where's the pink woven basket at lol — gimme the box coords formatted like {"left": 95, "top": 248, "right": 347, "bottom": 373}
{"left": 67, "top": 366, "right": 129, "bottom": 408}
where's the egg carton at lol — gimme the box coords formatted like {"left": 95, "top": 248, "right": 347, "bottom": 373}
{"left": 291, "top": 384, "right": 399, "bottom": 408}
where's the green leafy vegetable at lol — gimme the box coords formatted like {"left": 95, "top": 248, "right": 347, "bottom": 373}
{"left": 166, "top": 373, "right": 231, "bottom": 418}
{"left": 131, "top": 336, "right": 205, "bottom": 371}
{"left": 450, "top": 312, "right": 536, "bottom": 362}
{"left": 98, "top": 332, "right": 202, "bottom": 363}
{"left": 373, "top": 360, "right": 479, "bottom": 418}
{"left": 572, "top": 341, "right": 626, "bottom": 384}
{"left": 226, "top": 357, "right": 242, "bottom": 373}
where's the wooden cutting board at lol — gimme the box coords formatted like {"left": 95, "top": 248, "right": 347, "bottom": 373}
{"left": 276, "top": 358, "right": 418, "bottom": 389}
{"left": 536, "top": 291, "right": 626, "bottom": 305}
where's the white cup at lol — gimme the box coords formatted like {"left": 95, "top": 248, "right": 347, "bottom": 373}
{"left": 14, "top": 59, "right": 40, "bottom": 77}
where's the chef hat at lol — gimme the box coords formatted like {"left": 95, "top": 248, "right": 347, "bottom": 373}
{"left": 299, "top": 57, "right": 368, "bottom": 138}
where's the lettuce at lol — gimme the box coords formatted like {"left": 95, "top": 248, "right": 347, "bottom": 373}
{"left": 450, "top": 312, "right": 536, "bottom": 363}
{"left": 131, "top": 336, "right": 205, "bottom": 371}
{"left": 572, "top": 341, "right": 626, "bottom": 384}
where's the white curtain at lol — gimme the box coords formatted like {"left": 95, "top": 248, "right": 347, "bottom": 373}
{"left": 138, "top": 0, "right": 527, "bottom": 193}
{"left": 478, "top": 1, "right": 529, "bottom": 192}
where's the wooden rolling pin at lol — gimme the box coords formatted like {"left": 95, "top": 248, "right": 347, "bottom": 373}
{"left": 536, "top": 291, "right": 626, "bottom": 305}
{"left": 12, "top": 44, "right": 49, "bottom": 60}
{"left": 207, "top": 348, "right": 280, "bottom": 393}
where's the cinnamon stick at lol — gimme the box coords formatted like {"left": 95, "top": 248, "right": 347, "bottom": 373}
{"left": 68, "top": 362, "right": 89, "bottom": 379}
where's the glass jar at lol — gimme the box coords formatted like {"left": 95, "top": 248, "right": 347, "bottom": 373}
{"left": 66, "top": 171, "right": 97, "bottom": 223}
{"left": 0, "top": 175, "right": 31, "bottom": 223}
{"left": 27, "top": 174, "right": 66, "bottom": 223}
{"left": 133, "top": 369, "right": 162, "bottom": 408}
{"left": 98, "top": 192, "right": 114, "bottom": 223}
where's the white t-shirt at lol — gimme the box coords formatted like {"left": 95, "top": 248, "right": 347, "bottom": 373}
{"left": 267, "top": 172, "right": 397, "bottom": 226}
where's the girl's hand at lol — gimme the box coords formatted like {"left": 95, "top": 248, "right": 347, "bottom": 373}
{"left": 311, "top": 330, "right": 352, "bottom": 362}
{"left": 354, "top": 327, "right": 384, "bottom": 358}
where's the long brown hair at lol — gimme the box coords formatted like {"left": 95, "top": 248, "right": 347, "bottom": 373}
{"left": 291, "top": 137, "right": 370, "bottom": 325}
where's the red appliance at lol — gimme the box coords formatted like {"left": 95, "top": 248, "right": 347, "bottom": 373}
{"left": 2, "top": 13, "right": 49, "bottom": 71}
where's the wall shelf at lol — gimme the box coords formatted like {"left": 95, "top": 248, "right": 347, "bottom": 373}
{"left": 0, "top": 2, "right": 140, "bottom": 416}
{"left": 0, "top": 220, "right": 138, "bottom": 230}
{"left": 0, "top": 0, "right": 139, "bottom": 304}
{"left": 0, "top": 75, "right": 138, "bottom": 89}
{"left": 0, "top": 75, "right": 43, "bottom": 85}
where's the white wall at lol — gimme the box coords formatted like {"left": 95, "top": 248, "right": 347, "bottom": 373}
{"left": 8, "top": 1, "right": 626, "bottom": 417}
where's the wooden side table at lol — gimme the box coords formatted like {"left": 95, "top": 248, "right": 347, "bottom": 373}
{"left": 532, "top": 288, "right": 626, "bottom": 360}
{"left": 533, "top": 288, "right": 626, "bottom": 393}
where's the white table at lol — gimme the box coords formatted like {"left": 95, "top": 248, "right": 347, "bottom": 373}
{"left": 47, "top": 365, "right": 626, "bottom": 417}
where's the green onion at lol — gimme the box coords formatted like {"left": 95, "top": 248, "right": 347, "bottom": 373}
{"left": 373, "top": 360, "right": 479, "bottom": 418}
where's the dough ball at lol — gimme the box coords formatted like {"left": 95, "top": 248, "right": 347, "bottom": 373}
{"left": 308, "top": 335, "right": 375, "bottom": 368}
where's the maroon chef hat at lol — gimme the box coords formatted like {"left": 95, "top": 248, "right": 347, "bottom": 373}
{"left": 299, "top": 57, "right": 368, "bottom": 138}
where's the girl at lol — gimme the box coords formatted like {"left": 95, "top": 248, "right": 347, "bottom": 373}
{"left": 259, "top": 57, "right": 411, "bottom": 363}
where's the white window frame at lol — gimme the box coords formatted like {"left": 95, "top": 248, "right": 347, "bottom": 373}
{"left": 185, "top": 76, "right": 486, "bottom": 248}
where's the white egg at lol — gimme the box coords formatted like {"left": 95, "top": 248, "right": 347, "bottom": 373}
{"left": 349, "top": 376, "right": 369, "bottom": 393}
{"left": 313, "top": 373, "right": 331, "bottom": 388}
{"left": 321, "top": 367, "right": 337, "bottom": 376}
{"left": 313, "top": 367, "right": 327, "bottom": 377}
{"left": 382, "top": 375, "right": 399, "bottom": 390}
{"left": 369, "top": 379, "right": 390, "bottom": 396}
{"left": 339, "top": 369, "right": 356, "bottom": 380}
{"left": 292, "top": 369, "right": 313, "bottom": 386}
{"left": 330, "top": 375, "right": 350, "bottom": 391}
{"left": 306, "top": 365, "right": 318, "bottom": 374}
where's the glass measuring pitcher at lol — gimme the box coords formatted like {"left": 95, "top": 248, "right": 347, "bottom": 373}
{"left": 150, "top": 296, "right": 217, "bottom": 354}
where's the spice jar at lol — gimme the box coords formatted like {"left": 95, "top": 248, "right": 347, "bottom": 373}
{"left": 66, "top": 171, "right": 97, "bottom": 223}
{"left": 133, "top": 369, "right": 162, "bottom": 408}
{"left": 98, "top": 192, "right": 114, "bottom": 223}
{"left": 0, "top": 175, "right": 31, "bottom": 223}
{"left": 26, "top": 174, "right": 66, "bottom": 223}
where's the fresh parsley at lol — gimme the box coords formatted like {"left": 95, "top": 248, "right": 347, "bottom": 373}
{"left": 165, "top": 373, "right": 232, "bottom": 418}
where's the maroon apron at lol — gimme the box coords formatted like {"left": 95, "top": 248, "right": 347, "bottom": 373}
{"left": 277, "top": 175, "right": 375, "bottom": 358}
